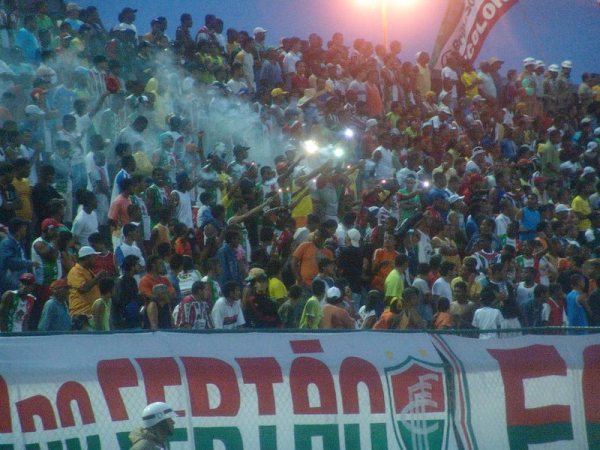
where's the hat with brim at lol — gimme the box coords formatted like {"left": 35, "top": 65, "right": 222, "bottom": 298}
{"left": 78, "top": 246, "right": 100, "bottom": 258}
{"left": 297, "top": 88, "right": 317, "bottom": 107}
{"left": 471, "top": 147, "right": 486, "bottom": 158}
{"left": 554, "top": 204, "right": 571, "bottom": 214}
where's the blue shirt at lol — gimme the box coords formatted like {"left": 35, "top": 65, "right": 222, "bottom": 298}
{"left": 38, "top": 298, "right": 72, "bottom": 331}
{"left": 566, "top": 289, "right": 588, "bottom": 333}
{"left": 15, "top": 28, "right": 40, "bottom": 64}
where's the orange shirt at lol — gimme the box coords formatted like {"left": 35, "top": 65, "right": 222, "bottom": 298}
{"left": 293, "top": 241, "right": 333, "bottom": 287}
{"left": 434, "top": 311, "right": 454, "bottom": 329}
{"left": 371, "top": 248, "right": 398, "bottom": 291}
{"left": 139, "top": 274, "right": 175, "bottom": 299}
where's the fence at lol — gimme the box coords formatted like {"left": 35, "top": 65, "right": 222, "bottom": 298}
{"left": 1, "top": 329, "right": 600, "bottom": 450}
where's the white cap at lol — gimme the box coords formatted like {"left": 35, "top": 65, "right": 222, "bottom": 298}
{"left": 561, "top": 60, "right": 573, "bottom": 69}
{"left": 253, "top": 27, "right": 267, "bottom": 35}
{"left": 471, "top": 95, "right": 485, "bottom": 103}
{"left": 523, "top": 57, "right": 536, "bottom": 66}
{"left": 595, "top": 127, "right": 600, "bottom": 137}
{"left": 439, "top": 105, "right": 452, "bottom": 115}
{"left": 78, "top": 246, "right": 100, "bottom": 258}
{"left": 448, "top": 194, "right": 465, "bottom": 204}
{"left": 535, "top": 60, "right": 545, "bottom": 68}
{"left": 347, "top": 228, "right": 361, "bottom": 247}
{"left": 326, "top": 286, "right": 341, "bottom": 300}
{"left": 142, "top": 402, "right": 175, "bottom": 428}
{"left": 554, "top": 204, "right": 571, "bottom": 213}
{"left": 471, "top": 146, "right": 486, "bottom": 157}
{"left": 582, "top": 166, "right": 596, "bottom": 176}
{"left": 25, "top": 105, "right": 45, "bottom": 116}
{"left": 586, "top": 141, "right": 599, "bottom": 154}
{"left": 366, "top": 118, "right": 378, "bottom": 129}
{"left": 548, "top": 64, "right": 560, "bottom": 73}
{"left": 581, "top": 117, "right": 592, "bottom": 126}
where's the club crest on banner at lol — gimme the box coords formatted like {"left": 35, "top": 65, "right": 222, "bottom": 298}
{"left": 385, "top": 357, "right": 450, "bottom": 450}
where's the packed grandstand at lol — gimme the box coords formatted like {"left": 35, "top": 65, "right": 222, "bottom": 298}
{"left": 0, "top": 1, "right": 599, "bottom": 338}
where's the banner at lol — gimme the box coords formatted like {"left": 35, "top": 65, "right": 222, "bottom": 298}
{"left": 432, "top": 334, "right": 600, "bottom": 450}
{"left": 430, "top": 0, "right": 519, "bottom": 69}
{"left": 0, "top": 332, "right": 457, "bottom": 450}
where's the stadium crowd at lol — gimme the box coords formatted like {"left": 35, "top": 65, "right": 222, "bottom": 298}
{"left": 0, "top": 1, "right": 599, "bottom": 337}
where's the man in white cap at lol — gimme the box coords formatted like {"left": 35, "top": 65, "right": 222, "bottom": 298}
{"left": 543, "top": 64, "right": 560, "bottom": 114}
{"left": 321, "top": 286, "right": 355, "bottom": 329}
{"left": 466, "top": 147, "right": 487, "bottom": 174}
{"left": 129, "top": 402, "right": 176, "bottom": 449}
{"left": 519, "top": 57, "right": 537, "bottom": 115}
{"left": 253, "top": 26, "right": 267, "bottom": 66}
{"left": 534, "top": 60, "right": 545, "bottom": 113}
{"left": 557, "top": 60, "right": 574, "bottom": 112}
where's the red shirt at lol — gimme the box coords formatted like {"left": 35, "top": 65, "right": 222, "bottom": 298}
{"left": 93, "top": 252, "right": 117, "bottom": 276}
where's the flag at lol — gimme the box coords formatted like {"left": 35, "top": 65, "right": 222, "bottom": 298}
{"left": 431, "top": 0, "right": 519, "bottom": 69}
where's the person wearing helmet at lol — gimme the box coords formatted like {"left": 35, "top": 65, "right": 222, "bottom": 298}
{"left": 129, "top": 401, "right": 176, "bottom": 449}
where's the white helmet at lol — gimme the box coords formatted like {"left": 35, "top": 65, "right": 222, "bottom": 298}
{"left": 142, "top": 402, "right": 175, "bottom": 428}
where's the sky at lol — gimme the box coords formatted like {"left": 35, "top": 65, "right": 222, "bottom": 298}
{"left": 81, "top": 0, "right": 599, "bottom": 79}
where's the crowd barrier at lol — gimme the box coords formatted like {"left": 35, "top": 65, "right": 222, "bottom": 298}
{"left": 1, "top": 329, "right": 600, "bottom": 449}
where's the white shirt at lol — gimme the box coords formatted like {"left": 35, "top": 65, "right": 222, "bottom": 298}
{"left": 441, "top": 66, "right": 458, "bottom": 98}
{"left": 495, "top": 213, "right": 511, "bottom": 238}
{"left": 516, "top": 282, "right": 537, "bottom": 307}
{"left": 282, "top": 51, "right": 302, "bottom": 74}
{"left": 211, "top": 297, "right": 246, "bottom": 329}
{"left": 472, "top": 306, "right": 503, "bottom": 339}
{"left": 373, "top": 146, "right": 394, "bottom": 180}
{"left": 71, "top": 209, "right": 99, "bottom": 246}
{"left": 432, "top": 277, "right": 452, "bottom": 301}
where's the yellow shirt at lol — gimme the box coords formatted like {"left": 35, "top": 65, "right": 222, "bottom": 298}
{"left": 571, "top": 195, "right": 591, "bottom": 231}
{"left": 12, "top": 177, "right": 32, "bottom": 220}
{"left": 68, "top": 263, "right": 100, "bottom": 316}
{"left": 269, "top": 277, "right": 288, "bottom": 303}
{"left": 291, "top": 180, "right": 313, "bottom": 219}
{"left": 460, "top": 71, "right": 480, "bottom": 99}
{"left": 451, "top": 276, "right": 482, "bottom": 301}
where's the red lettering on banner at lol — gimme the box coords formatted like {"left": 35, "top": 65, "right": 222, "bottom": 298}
{"left": 339, "top": 357, "right": 385, "bottom": 414}
{"left": 583, "top": 345, "right": 600, "bottom": 423}
{"left": 488, "top": 345, "right": 571, "bottom": 426}
{"left": 16, "top": 395, "right": 58, "bottom": 432}
{"left": 236, "top": 357, "right": 283, "bottom": 416}
{"left": 56, "top": 382, "right": 95, "bottom": 427}
{"left": 465, "top": 0, "right": 518, "bottom": 62}
{"left": 290, "top": 357, "right": 337, "bottom": 414}
{"left": 0, "top": 376, "right": 11, "bottom": 433}
{"left": 136, "top": 358, "right": 182, "bottom": 414}
{"left": 97, "top": 359, "right": 138, "bottom": 421}
{"left": 181, "top": 357, "right": 240, "bottom": 417}
{"left": 290, "top": 339, "right": 323, "bottom": 354}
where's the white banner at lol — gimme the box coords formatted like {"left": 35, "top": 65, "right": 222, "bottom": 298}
{"left": 431, "top": 334, "right": 600, "bottom": 450}
{"left": 0, "top": 332, "right": 457, "bottom": 450}
{"left": 431, "top": 0, "right": 519, "bottom": 69}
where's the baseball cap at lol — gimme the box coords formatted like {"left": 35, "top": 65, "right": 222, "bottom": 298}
{"left": 347, "top": 228, "right": 361, "bottom": 247}
{"left": 19, "top": 273, "right": 35, "bottom": 284}
{"left": 253, "top": 27, "right": 267, "bottom": 35}
{"left": 439, "top": 105, "right": 452, "bottom": 115}
{"left": 50, "top": 278, "right": 69, "bottom": 290}
{"left": 548, "top": 64, "right": 560, "bottom": 73}
{"left": 448, "top": 194, "right": 465, "bottom": 204}
{"left": 554, "top": 204, "right": 571, "bottom": 214}
{"left": 535, "top": 60, "right": 545, "bottom": 68}
{"left": 326, "top": 286, "right": 341, "bottom": 300}
{"left": 246, "top": 267, "right": 267, "bottom": 282}
{"left": 581, "top": 117, "right": 592, "bottom": 126}
{"left": 25, "top": 105, "right": 45, "bottom": 116}
{"left": 271, "top": 87, "right": 288, "bottom": 97}
{"left": 471, "top": 146, "right": 486, "bottom": 157}
{"left": 41, "top": 218, "right": 61, "bottom": 232}
{"left": 488, "top": 56, "right": 503, "bottom": 65}
{"left": 586, "top": 141, "right": 599, "bottom": 154}
{"left": 561, "top": 60, "right": 573, "bottom": 69}
{"left": 582, "top": 166, "right": 597, "bottom": 176}
{"left": 78, "top": 246, "right": 100, "bottom": 258}
{"left": 472, "top": 95, "right": 485, "bottom": 103}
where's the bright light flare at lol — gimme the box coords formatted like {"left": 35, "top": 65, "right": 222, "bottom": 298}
{"left": 355, "top": 0, "right": 417, "bottom": 7}
{"left": 334, "top": 147, "right": 345, "bottom": 158}
{"left": 303, "top": 140, "right": 319, "bottom": 154}
{"left": 344, "top": 128, "right": 355, "bottom": 139}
